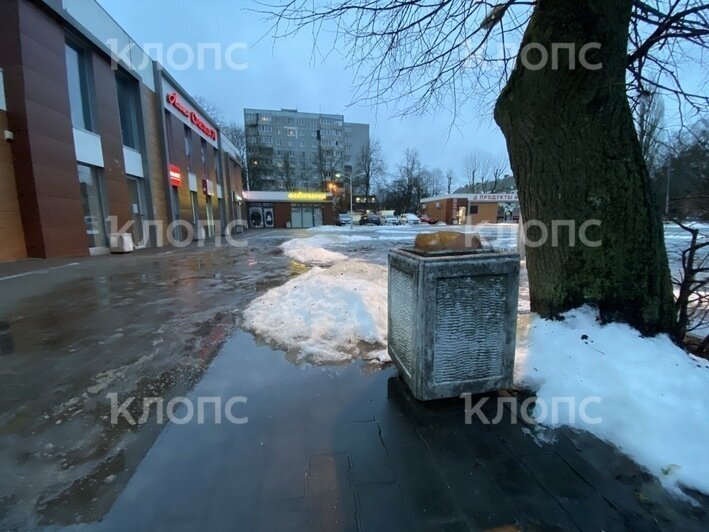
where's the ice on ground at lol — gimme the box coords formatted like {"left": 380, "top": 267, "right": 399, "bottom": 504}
{"left": 242, "top": 261, "right": 388, "bottom": 363}
{"left": 515, "top": 306, "right": 709, "bottom": 496}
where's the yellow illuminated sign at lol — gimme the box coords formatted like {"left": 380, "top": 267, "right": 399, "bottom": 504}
{"left": 287, "top": 192, "right": 328, "bottom": 201}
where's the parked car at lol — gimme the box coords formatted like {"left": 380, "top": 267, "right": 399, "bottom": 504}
{"left": 399, "top": 213, "right": 421, "bottom": 225}
{"left": 359, "top": 212, "right": 382, "bottom": 225}
{"left": 336, "top": 213, "right": 352, "bottom": 226}
{"left": 419, "top": 214, "right": 438, "bottom": 225}
{"left": 382, "top": 214, "right": 399, "bottom": 225}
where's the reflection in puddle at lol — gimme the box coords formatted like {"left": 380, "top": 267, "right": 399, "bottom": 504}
{"left": 0, "top": 320, "right": 14, "bottom": 355}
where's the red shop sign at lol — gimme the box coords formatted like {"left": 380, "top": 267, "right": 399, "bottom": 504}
{"left": 168, "top": 164, "right": 182, "bottom": 187}
{"left": 166, "top": 92, "right": 217, "bottom": 141}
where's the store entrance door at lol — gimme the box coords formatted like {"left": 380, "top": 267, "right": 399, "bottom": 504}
{"left": 205, "top": 196, "right": 215, "bottom": 238}
{"left": 126, "top": 177, "right": 146, "bottom": 247}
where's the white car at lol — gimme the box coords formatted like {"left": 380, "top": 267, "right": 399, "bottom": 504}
{"left": 399, "top": 213, "right": 420, "bottom": 225}
{"left": 336, "top": 213, "right": 352, "bottom": 226}
{"left": 382, "top": 214, "right": 399, "bottom": 225}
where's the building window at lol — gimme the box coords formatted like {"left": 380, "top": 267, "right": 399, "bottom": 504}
{"left": 165, "top": 111, "right": 175, "bottom": 161}
{"left": 184, "top": 126, "right": 193, "bottom": 171}
{"left": 201, "top": 138, "right": 207, "bottom": 177}
{"left": 65, "top": 43, "right": 93, "bottom": 131}
{"left": 469, "top": 205, "right": 479, "bottom": 214}
{"left": 116, "top": 73, "right": 140, "bottom": 149}
{"left": 214, "top": 147, "right": 221, "bottom": 185}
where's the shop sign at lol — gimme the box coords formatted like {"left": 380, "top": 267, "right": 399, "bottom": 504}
{"left": 469, "top": 193, "right": 518, "bottom": 202}
{"left": 166, "top": 92, "right": 217, "bottom": 141}
{"left": 287, "top": 191, "right": 327, "bottom": 201}
{"left": 168, "top": 164, "right": 182, "bottom": 187}
{"left": 202, "top": 179, "right": 214, "bottom": 196}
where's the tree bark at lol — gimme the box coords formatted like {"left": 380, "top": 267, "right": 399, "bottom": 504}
{"left": 494, "top": 0, "right": 675, "bottom": 336}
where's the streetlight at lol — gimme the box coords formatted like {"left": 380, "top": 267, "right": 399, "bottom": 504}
{"left": 336, "top": 171, "right": 366, "bottom": 229}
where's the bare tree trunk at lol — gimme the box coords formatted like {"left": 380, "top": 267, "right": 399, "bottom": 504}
{"left": 675, "top": 225, "right": 699, "bottom": 340}
{"left": 494, "top": 0, "right": 675, "bottom": 336}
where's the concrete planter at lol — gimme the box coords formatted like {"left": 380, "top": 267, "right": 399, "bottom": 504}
{"left": 388, "top": 247, "right": 519, "bottom": 400}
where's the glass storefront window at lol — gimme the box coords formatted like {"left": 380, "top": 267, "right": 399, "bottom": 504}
{"left": 205, "top": 196, "right": 215, "bottom": 238}
{"left": 65, "top": 43, "right": 93, "bottom": 131}
{"left": 184, "top": 126, "right": 193, "bottom": 172}
{"left": 77, "top": 164, "right": 108, "bottom": 249}
{"left": 116, "top": 74, "right": 140, "bottom": 149}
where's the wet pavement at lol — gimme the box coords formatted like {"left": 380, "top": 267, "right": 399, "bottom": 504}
{"left": 1, "top": 226, "right": 707, "bottom": 530}
{"left": 66, "top": 332, "right": 709, "bottom": 531}
{"left": 0, "top": 235, "right": 295, "bottom": 528}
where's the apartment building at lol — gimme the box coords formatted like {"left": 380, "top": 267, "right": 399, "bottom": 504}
{"left": 243, "top": 108, "right": 369, "bottom": 191}
{"left": 0, "top": 0, "right": 245, "bottom": 261}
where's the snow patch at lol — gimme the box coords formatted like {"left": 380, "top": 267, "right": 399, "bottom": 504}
{"left": 243, "top": 261, "right": 388, "bottom": 363}
{"left": 279, "top": 237, "right": 347, "bottom": 265}
{"left": 515, "top": 306, "right": 709, "bottom": 496}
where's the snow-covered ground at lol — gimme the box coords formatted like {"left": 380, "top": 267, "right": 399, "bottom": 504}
{"left": 241, "top": 222, "right": 709, "bottom": 497}
{"left": 516, "top": 306, "right": 709, "bottom": 497}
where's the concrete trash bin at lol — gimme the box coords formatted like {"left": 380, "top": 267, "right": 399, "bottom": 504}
{"left": 388, "top": 247, "right": 519, "bottom": 400}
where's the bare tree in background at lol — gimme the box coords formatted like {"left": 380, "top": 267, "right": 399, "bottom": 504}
{"left": 483, "top": 154, "right": 510, "bottom": 193}
{"left": 461, "top": 149, "right": 507, "bottom": 193}
{"left": 399, "top": 149, "right": 424, "bottom": 212}
{"left": 354, "top": 139, "right": 385, "bottom": 197}
{"left": 672, "top": 221, "right": 709, "bottom": 353}
{"left": 461, "top": 150, "right": 490, "bottom": 193}
{"left": 314, "top": 145, "right": 343, "bottom": 190}
{"left": 661, "top": 119, "right": 709, "bottom": 219}
{"left": 278, "top": 151, "right": 297, "bottom": 191}
{"left": 635, "top": 88, "right": 666, "bottom": 175}
{"left": 194, "top": 96, "right": 249, "bottom": 189}
{"left": 427, "top": 168, "right": 446, "bottom": 196}
{"left": 193, "top": 96, "right": 224, "bottom": 125}
{"left": 263, "top": 0, "right": 709, "bottom": 336}
{"left": 446, "top": 169, "right": 456, "bottom": 194}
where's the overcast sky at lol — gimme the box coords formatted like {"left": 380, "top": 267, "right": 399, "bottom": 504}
{"left": 96, "top": 0, "right": 510, "bottom": 186}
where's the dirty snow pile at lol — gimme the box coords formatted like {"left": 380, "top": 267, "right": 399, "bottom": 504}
{"left": 515, "top": 306, "right": 709, "bottom": 496}
{"left": 279, "top": 234, "right": 376, "bottom": 265}
{"left": 280, "top": 236, "right": 347, "bottom": 265}
{"left": 242, "top": 260, "right": 388, "bottom": 363}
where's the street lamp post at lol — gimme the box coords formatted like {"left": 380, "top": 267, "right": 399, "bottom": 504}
{"left": 335, "top": 171, "right": 366, "bottom": 229}
{"left": 348, "top": 172, "right": 366, "bottom": 230}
